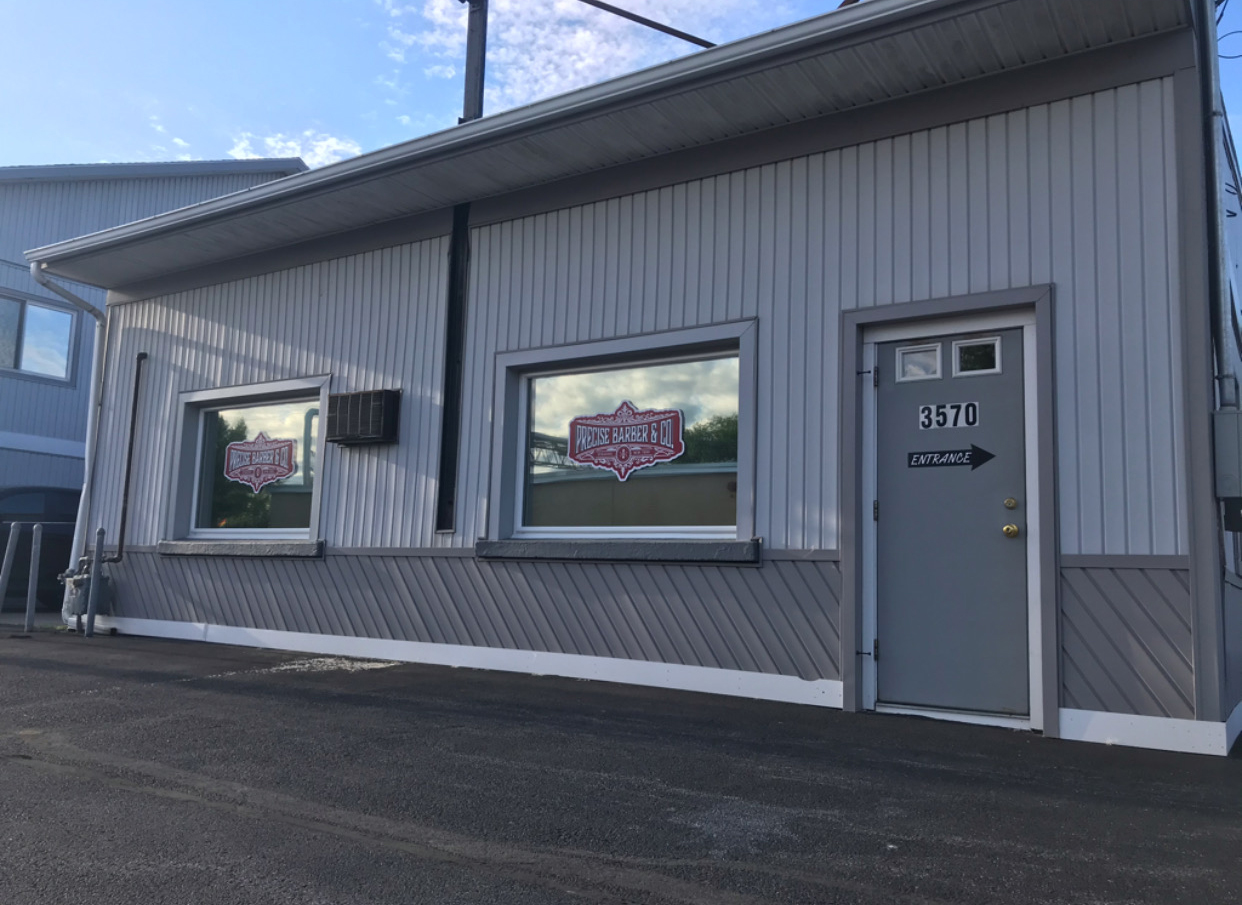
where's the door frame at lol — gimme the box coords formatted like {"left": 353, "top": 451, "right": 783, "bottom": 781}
{"left": 839, "top": 286, "right": 1059, "bottom": 737}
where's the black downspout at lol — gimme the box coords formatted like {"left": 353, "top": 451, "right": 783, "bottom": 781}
{"left": 435, "top": 0, "right": 487, "bottom": 532}
{"left": 105, "top": 352, "right": 147, "bottom": 564}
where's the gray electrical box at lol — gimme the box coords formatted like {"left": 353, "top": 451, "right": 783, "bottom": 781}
{"left": 1214, "top": 410, "right": 1242, "bottom": 530}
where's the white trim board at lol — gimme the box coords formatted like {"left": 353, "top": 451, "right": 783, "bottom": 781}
{"left": 1060, "top": 708, "right": 1238, "bottom": 757}
{"left": 89, "top": 616, "right": 844, "bottom": 709}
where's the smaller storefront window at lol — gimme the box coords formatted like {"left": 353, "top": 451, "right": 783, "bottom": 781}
{"left": 521, "top": 355, "right": 739, "bottom": 532}
{"left": 193, "top": 398, "right": 319, "bottom": 533}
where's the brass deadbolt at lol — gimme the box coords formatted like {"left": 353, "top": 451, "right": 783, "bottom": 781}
{"left": 1004, "top": 498, "right": 1018, "bottom": 510}
{"left": 1002, "top": 524, "right": 1020, "bottom": 538}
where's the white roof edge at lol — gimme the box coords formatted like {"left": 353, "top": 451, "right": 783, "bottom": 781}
{"left": 0, "top": 158, "right": 308, "bottom": 184}
{"left": 25, "top": 0, "right": 961, "bottom": 266}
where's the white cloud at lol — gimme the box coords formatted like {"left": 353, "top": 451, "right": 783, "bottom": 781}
{"left": 400, "top": 0, "right": 798, "bottom": 114}
{"left": 423, "top": 63, "right": 455, "bottom": 79}
{"left": 172, "top": 137, "right": 190, "bottom": 148}
{"left": 397, "top": 114, "right": 412, "bottom": 126}
{"left": 229, "top": 130, "right": 363, "bottom": 169}
{"left": 149, "top": 114, "right": 166, "bottom": 134}
{"left": 176, "top": 154, "right": 194, "bottom": 162}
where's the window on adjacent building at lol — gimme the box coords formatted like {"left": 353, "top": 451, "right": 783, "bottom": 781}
{"left": 0, "top": 296, "right": 74, "bottom": 380}
{"left": 188, "top": 394, "right": 322, "bottom": 538}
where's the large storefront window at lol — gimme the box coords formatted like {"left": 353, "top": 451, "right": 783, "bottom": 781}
{"left": 192, "top": 398, "right": 319, "bottom": 535}
{"left": 521, "top": 354, "right": 739, "bottom": 532}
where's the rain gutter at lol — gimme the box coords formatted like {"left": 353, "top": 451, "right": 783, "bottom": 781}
{"left": 1196, "top": 0, "right": 1239, "bottom": 405}
{"left": 29, "top": 262, "right": 109, "bottom": 619}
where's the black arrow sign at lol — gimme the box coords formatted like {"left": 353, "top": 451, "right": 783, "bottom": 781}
{"left": 907, "top": 445, "right": 996, "bottom": 471}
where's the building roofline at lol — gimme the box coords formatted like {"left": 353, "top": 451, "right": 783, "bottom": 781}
{"left": 23, "top": 0, "right": 962, "bottom": 267}
{"left": 0, "top": 158, "right": 308, "bottom": 183}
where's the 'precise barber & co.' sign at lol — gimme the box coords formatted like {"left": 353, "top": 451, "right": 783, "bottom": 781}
{"left": 568, "top": 401, "right": 685, "bottom": 481}
{"left": 224, "top": 432, "right": 298, "bottom": 492}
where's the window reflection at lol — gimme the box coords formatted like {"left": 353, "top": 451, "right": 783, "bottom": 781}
{"left": 524, "top": 356, "right": 739, "bottom": 528}
{"left": 20, "top": 304, "right": 72, "bottom": 379}
{"left": 195, "top": 399, "right": 318, "bottom": 531}
{"left": 0, "top": 297, "right": 73, "bottom": 379}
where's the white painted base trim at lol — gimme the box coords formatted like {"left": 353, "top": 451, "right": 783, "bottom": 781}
{"left": 92, "top": 616, "right": 845, "bottom": 709}
{"left": 876, "top": 704, "right": 1030, "bottom": 731}
{"left": 1060, "top": 708, "right": 1236, "bottom": 757}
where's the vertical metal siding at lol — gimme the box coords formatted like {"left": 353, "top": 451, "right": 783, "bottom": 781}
{"left": 462, "top": 79, "right": 1184, "bottom": 555}
{"left": 90, "top": 238, "right": 450, "bottom": 549}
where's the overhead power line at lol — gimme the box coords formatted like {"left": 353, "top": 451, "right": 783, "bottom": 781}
{"left": 573, "top": 0, "right": 715, "bottom": 49}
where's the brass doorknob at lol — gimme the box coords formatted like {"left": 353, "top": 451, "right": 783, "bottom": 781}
{"left": 1002, "top": 524, "right": 1020, "bottom": 538}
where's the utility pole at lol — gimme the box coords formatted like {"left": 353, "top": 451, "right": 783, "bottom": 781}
{"left": 459, "top": 0, "right": 488, "bottom": 122}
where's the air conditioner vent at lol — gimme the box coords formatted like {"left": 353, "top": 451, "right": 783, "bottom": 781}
{"left": 326, "top": 389, "right": 401, "bottom": 446}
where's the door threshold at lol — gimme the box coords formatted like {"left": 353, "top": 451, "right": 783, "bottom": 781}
{"left": 875, "top": 703, "right": 1031, "bottom": 731}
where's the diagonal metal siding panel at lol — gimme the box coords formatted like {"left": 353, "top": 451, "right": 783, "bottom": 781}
{"left": 107, "top": 552, "right": 843, "bottom": 682}
{"left": 1060, "top": 566, "right": 1194, "bottom": 719}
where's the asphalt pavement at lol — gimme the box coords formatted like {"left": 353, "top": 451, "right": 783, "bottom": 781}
{"left": 1, "top": 630, "right": 1239, "bottom": 904}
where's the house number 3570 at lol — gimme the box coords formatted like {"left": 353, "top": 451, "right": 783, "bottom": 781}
{"left": 919, "top": 402, "right": 979, "bottom": 429}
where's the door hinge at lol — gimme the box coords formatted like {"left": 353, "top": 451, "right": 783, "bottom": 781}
{"left": 873, "top": 637, "right": 880, "bottom": 661}
{"left": 873, "top": 365, "right": 879, "bottom": 388}
{"left": 873, "top": 500, "right": 879, "bottom": 521}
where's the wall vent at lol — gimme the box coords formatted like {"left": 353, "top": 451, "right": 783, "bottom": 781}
{"left": 326, "top": 390, "right": 401, "bottom": 446}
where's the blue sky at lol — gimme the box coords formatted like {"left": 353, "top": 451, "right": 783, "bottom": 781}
{"left": 4, "top": 1, "right": 1242, "bottom": 169}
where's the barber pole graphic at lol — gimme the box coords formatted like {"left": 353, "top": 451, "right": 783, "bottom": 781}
{"left": 223, "top": 432, "right": 298, "bottom": 492}
{"left": 568, "top": 401, "right": 685, "bottom": 481}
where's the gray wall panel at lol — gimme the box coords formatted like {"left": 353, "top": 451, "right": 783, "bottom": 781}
{"left": 0, "top": 449, "right": 82, "bottom": 489}
{"left": 86, "top": 80, "right": 1184, "bottom": 560}
{"left": 88, "top": 237, "right": 450, "bottom": 550}
{"left": 106, "top": 552, "right": 842, "bottom": 682}
{"left": 460, "top": 79, "right": 1184, "bottom": 555}
{"left": 1060, "top": 566, "right": 1194, "bottom": 719}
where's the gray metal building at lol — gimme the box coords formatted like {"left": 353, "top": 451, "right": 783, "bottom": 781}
{"left": 1, "top": 159, "right": 306, "bottom": 490}
{"left": 25, "top": 0, "right": 1242, "bottom": 755}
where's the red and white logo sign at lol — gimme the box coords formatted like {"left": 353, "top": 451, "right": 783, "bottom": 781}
{"left": 223, "top": 432, "right": 298, "bottom": 492}
{"left": 568, "top": 401, "right": 685, "bottom": 481}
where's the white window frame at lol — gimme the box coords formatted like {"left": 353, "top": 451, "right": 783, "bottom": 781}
{"left": 170, "top": 376, "right": 331, "bottom": 542}
{"left": 951, "top": 336, "right": 1003, "bottom": 377}
{"left": 894, "top": 343, "right": 942, "bottom": 382}
{"left": 489, "top": 322, "right": 757, "bottom": 543}
{"left": 0, "top": 293, "right": 78, "bottom": 384}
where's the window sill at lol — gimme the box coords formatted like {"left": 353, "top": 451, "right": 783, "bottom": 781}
{"left": 475, "top": 538, "right": 761, "bottom": 564}
{"left": 157, "top": 539, "right": 323, "bottom": 558}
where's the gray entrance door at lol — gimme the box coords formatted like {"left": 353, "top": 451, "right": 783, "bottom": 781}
{"left": 876, "top": 328, "right": 1028, "bottom": 715}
